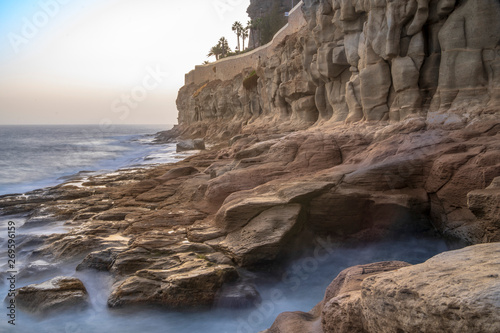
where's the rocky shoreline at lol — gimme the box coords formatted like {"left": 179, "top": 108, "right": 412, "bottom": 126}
{"left": 2, "top": 0, "right": 500, "bottom": 331}
{"left": 1, "top": 119, "right": 499, "bottom": 328}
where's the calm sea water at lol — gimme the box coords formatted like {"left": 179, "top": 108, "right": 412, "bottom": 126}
{"left": 0, "top": 125, "right": 452, "bottom": 333}
{"left": 0, "top": 124, "right": 178, "bottom": 195}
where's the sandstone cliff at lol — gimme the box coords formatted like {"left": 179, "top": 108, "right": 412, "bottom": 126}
{"left": 247, "top": 0, "right": 293, "bottom": 48}
{"left": 169, "top": 0, "right": 500, "bottom": 245}
{"left": 176, "top": 0, "right": 500, "bottom": 136}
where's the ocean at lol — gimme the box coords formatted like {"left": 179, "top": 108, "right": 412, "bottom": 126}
{"left": 0, "top": 125, "right": 451, "bottom": 333}
{"left": 0, "top": 124, "right": 181, "bottom": 196}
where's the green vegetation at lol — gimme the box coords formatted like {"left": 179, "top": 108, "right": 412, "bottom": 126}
{"left": 247, "top": 18, "right": 262, "bottom": 47}
{"left": 232, "top": 21, "right": 244, "bottom": 52}
{"left": 206, "top": 21, "right": 251, "bottom": 63}
{"left": 207, "top": 37, "right": 231, "bottom": 61}
{"left": 243, "top": 70, "right": 259, "bottom": 90}
{"left": 232, "top": 21, "right": 250, "bottom": 52}
{"left": 205, "top": 6, "right": 287, "bottom": 64}
{"left": 241, "top": 24, "right": 249, "bottom": 51}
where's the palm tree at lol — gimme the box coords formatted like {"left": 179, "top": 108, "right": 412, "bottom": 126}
{"left": 207, "top": 44, "right": 222, "bottom": 61}
{"left": 218, "top": 37, "right": 231, "bottom": 58}
{"left": 242, "top": 26, "right": 249, "bottom": 51}
{"left": 207, "top": 37, "right": 232, "bottom": 61}
{"left": 232, "top": 21, "right": 244, "bottom": 52}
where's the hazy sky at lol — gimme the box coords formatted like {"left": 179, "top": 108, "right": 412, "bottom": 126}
{"left": 0, "top": 0, "right": 251, "bottom": 125}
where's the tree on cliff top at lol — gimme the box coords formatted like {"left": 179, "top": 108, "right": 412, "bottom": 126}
{"left": 248, "top": 18, "right": 262, "bottom": 49}
{"left": 207, "top": 44, "right": 223, "bottom": 61}
{"left": 207, "top": 37, "right": 232, "bottom": 61}
{"left": 218, "top": 37, "right": 231, "bottom": 58}
{"left": 241, "top": 25, "right": 249, "bottom": 51}
{"left": 232, "top": 21, "right": 244, "bottom": 52}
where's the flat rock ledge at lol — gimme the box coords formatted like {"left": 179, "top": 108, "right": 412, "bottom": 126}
{"left": 15, "top": 276, "right": 89, "bottom": 315}
{"left": 263, "top": 242, "right": 500, "bottom": 333}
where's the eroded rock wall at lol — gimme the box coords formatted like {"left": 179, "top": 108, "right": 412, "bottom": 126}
{"left": 165, "top": 0, "right": 500, "bottom": 247}
{"left": 176, "top": 0, "right": 500, "bottom": 139}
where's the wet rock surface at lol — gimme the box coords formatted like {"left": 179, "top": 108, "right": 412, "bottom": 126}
{"left": 176, "top": 139, "right": 206, "bottom": 152}
{"left": 15, "top": 277, "right": 89, "bottom": 315}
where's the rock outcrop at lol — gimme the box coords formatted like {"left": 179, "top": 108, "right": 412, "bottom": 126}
{"left": 15, "top": 277, "right": 89, "bottom": 315}
{"left": 360, "top": 243, "right": 500, "bottom": 333}
{"left": 263, "top": 242, "right": 500, "bottom": 333}
{"left": 468, "top": 176, "right": 500, "bottom": 242}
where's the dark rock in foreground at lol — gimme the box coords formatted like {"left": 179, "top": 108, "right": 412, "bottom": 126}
{"left": 107, "top": 259, "right": 239, "bottom": 309}
{"left": 15, "top": 276, "right": 89, "bottom": 315}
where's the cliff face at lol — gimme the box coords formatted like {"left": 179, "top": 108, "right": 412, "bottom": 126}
{"left": 247, "top": 0, "right": 293, "bottom": 48}
{"left": 247, "top": 0, "right": 291, "bottom": 19}
{"left": 171, "top": 0, "right": 500, "bottom": 247}
{"left": 172, "top": 2, "right": 500, "bottom": 329}
{"left": 176, "top": 0, "right": 500, "bottom": 138}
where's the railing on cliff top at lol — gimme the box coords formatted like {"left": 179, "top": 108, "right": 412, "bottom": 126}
{"left": 185, "top": 1, "right": 306, "bottom": 86}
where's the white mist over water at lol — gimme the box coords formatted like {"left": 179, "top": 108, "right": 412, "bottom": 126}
{"left": 0, "top": 217, "right": 451, "bottom": 333}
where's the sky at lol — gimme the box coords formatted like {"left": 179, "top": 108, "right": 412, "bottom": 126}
{"left": 0, "top": 0, "right": 251, "bottom": 125}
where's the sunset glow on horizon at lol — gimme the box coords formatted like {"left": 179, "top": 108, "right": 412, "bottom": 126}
{"left": 0, "top": 0, "right": 250, "bottom": 125}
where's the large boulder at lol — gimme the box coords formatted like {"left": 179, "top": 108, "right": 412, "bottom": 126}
{"left": 218, "top": 204, "right": 305, "bottom": 266}
{"left": 468, "top": 177, "right": 500, "bottom": 242}
{"left": 107, "top": 257, "right": 239, "bottom": 309}
{"left": 263, "top": 243, "right": 500, "bottom": 333}
{"left": 361, "top": 243, "right": 500, "bottom": 333}
{"left": 263, "top": 261, "right": 409, "bottom": 333}
{"left": 321, "top": 261, "right": 412, "bottom": 333}
{"left": 15, "top": 277, "right": 89, "bottom": 315}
